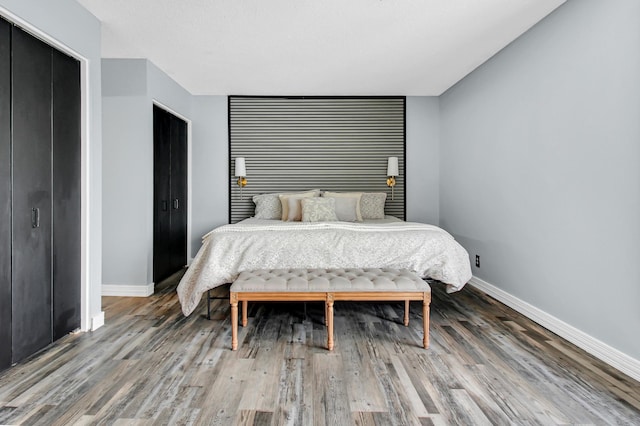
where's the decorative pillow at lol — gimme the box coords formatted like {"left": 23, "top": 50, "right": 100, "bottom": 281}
{"left": 286, "top": 197, "right": 305, "bottom": 221}
{"left": 322, "top": 192, "right": 363, "bottom": 221}
{"left": 360, "top": 192, "right": 387, "bottom": 220}
{"left": 279, "top": 190, "right": 320, "bottom": 221}
{"left": 252, "top": 193, "right": 282, "bottom": 219}
{"left": 324, "top": 196, "right": 358, "bottom": 222}
{"left": 301, "top": 198, "right": 338, "bottom": 222}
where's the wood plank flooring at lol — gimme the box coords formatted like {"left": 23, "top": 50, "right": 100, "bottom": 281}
{"left": 1, "top": 272, "right": 639, "bottom": 425}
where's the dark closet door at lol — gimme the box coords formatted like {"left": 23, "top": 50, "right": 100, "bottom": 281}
{"left": 52, "top": 49, "right": 81, "bottom": 340}
{"left": 153, "top": 106, "right": 173, "bottom": 283}
{"left": 0, "top": 17, "right": 12, "bottom": 370}
{"left": 11, "top": 26, "right": 53, "bottom": 363}
{"left": 169, "top": 114, "right": 188, "bottom": 272}
{"left": 153, "top": 106, "right": 188, "bottom": 283}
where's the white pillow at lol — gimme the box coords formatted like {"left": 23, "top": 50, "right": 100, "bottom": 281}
{"left": 279, "top": 190, "right": 319, "bottom": 221}
{"left": 322, "top": 192, "right": 363, "bottom": 221}
{"left": 286, "top": 197, "right": 305, "bottom": 221}
{"left": 301, "top": 198, "right": 338, "bottom": 222}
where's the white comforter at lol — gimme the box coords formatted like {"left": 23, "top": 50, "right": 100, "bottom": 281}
{"left": 177, "top": 219, "right": 472, "bottom": 316}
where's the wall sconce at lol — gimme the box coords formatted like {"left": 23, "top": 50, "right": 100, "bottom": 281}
{"left": 386, "top": 156, "right": 398, "bottom": 200}
{"left": 235, "top": 157, "right": 247, "bottom": 199}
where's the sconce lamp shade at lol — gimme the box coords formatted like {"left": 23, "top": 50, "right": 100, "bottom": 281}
{"left": 387, "top": 156, "right": 399, "bottom": 177}
{"left": 235, "top": 157, "right": 247, "bottom": 177}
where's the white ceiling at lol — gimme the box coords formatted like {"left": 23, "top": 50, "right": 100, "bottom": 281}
{"left": 77, "top": 0, "right": 566, "bottom": 96}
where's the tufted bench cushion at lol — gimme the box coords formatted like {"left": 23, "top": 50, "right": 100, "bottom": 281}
{"left": 232, "top": 268, "right": 431, "bottom": 292}
{"left": 229, "top": 268, "right": 431, "bottom": 351}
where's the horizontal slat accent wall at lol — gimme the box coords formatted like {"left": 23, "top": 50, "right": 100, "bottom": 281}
{"left": 229, "top": 96, "right": 405, "bottom": 223}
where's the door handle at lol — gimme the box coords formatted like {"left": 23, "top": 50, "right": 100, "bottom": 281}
{"left": 32, "top": 207, "right": 40, "bottom": 228}
{"left": 162, "top": 200, "right": 168, "bottom": 211}
{"left": 173, "top": 199, "right": 179, "bottom": 210}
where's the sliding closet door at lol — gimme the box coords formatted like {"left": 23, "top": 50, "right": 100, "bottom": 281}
{"left": 52, "top": 49, "right": 81, "bottom": 339}
{"left": 11, "top": 26, "right": 53, "bottom": 362}
{"left": 169, "top": 114, "right": 187, "bottom": 272}
{"left": 153, "top": 106, "right": 173, "bottom": 283}
{"left": 0, "top": 17, "right": 12, "bottom": 370}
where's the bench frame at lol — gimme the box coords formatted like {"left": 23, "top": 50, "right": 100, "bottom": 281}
{"left": 230, "top": 290, "right": 431, "bottom": 351}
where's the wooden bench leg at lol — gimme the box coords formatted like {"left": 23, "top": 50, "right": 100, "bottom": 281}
{"left": 327, "top": 294, "right": 334, "bottom": 351}
{"left": 423, "top": 293, "right": 430, "bottom": 349}
{"left": 404, "top": 300, "right": 410, "bottom": 326}
{"left": 324, "top": 301, "right": 328, "bottom": 326}
{"left": 242, "top": 300, "right": 248, "bottom": 327}
{"left": 230, "top": 293, "right": 238, "bottom": 350}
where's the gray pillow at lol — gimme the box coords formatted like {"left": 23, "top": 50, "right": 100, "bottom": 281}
{"left": 360, "top": 192, "right": 387, "bottom": 219}
{"left": 301, "top": 198, "right": 338, "bottom": 222}
{"left": 322, "top": 191, "right": 363, "bottom": 221}
{"left": 326, "top": 197, "right": 359, "bottom": 222}
{"left": 252, "top": 193, "right": 282, "bottom": 219}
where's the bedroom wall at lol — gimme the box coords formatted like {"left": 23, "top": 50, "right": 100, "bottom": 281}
{"left": 440, "top": 0, "right": 640, "bottom": 364}
{"left": 102, "top": 58, "right": 192, "bottom": 291}
{"left": 0, "top": 0, "right": 103, "bottom": 330}
{"left": 406, "top": 96, "right": 439, "bottom": 225}
{"left": 190, "top": 96, "right": 228, "bottom": 256}
{"left": 102, "top": 60, "right": 147, "bottom": 289}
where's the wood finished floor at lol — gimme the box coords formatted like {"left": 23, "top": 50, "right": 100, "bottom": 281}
{"left": 1, "top": 274, "right": 639, "bottom": 425}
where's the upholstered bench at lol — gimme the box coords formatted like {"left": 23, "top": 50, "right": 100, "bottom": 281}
{"left": 229, "top": 268, "right": 431, "bottom": 351}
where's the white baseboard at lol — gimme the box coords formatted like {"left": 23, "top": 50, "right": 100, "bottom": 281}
{"left": 91, "top": 311, "right": 105, "bottom": 331}
{"left": 102, "top": 283, "right": 154, "bottom": 297}
{"left": 468, "top": 276, "right": 640, "bottom": 382}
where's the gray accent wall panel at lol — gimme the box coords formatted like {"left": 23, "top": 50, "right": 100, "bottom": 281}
{"left": 229, "top": 97, "right": 405, "bottom": 223}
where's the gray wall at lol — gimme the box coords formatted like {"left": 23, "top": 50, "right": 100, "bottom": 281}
{"left": 102, "top": 59, "right": 192, "bottom": 287}
{"left": 440, "top": 0, "right": 640, "bottom": 360}
{"left": 406, "top": 96, "right": 439, "bottom": 224}
{"left": 190, "top": 96, "right": 228, "bottom": 256}
{"left": 0, "top": 0, "right": 103, "bottom": 329}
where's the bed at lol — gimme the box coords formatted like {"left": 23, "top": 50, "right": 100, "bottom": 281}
{"left": 177, "top": 215, "right": 472, "bottom": 316}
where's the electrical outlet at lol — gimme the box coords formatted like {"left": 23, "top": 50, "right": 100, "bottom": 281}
{"left": 475, "top": 255, "right": 480, "bottom": 268}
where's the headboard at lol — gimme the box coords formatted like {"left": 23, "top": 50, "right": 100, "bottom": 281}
{"left": 229, "top": 96, "right": 405, "bottom": 223}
